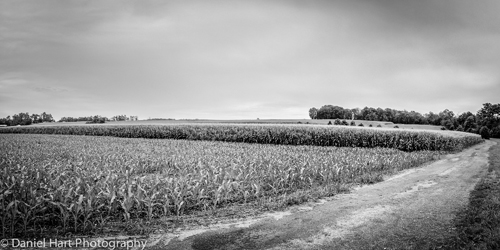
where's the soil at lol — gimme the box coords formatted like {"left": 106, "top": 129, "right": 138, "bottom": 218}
{"left": 141, "top": 140, "right": 495, "bottom": 250}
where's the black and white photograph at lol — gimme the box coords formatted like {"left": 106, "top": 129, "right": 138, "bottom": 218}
{"left": 1, "top": 0, "right": 499, "bottom": 249}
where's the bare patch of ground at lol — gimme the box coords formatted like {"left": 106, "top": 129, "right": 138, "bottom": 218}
{"left": 138, "top": 140, "right": 494, "bottom": 250}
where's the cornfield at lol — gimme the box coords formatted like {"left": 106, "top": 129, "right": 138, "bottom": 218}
{"left": 1, "top": 133, "right": 450, "bottom": 237}
{"left": 0, "top": 124, "right": 483, "bottom": 151}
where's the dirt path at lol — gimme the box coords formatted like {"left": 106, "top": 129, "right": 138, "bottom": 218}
{"left": 144, "top": 140, "right": 494, "bottom": 250}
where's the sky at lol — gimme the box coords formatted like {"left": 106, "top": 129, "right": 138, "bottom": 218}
{"left": 1, "top": 0, "right": 499, "bottom": 120}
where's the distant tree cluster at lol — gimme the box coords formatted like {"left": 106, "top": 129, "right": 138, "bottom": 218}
{"left": 310, "top": 105, "right": 436, "bottom": 124}
{"left": 59, "top": 116, "right": 108, "bottom": 122}
{"left": 85, "top": 115, "right": 107, "bottom": 124}
{"left": 0, "top": 112, "right": 54, "bottom": 126}
{"left": 309, "top": 103, "right": 500, "bottom": 138}
{"left": 111, "top": 115, "right": 138, "bottom": 121}
{"left": 58, "top": 115, "right": 139, "bottom": 123}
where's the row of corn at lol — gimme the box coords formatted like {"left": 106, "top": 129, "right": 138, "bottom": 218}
{"left": 0, "top": 124, "right": 483, "bottom": 151}
{"left": 1, "top": 134, "right": 446, "bottom": 237}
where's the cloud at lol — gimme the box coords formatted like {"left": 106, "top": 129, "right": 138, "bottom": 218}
{"left": 1, "top": 0, "right": 499, "bottom": 119}
{"left": 32, "top": 86, "right": 69, "bottom": 93}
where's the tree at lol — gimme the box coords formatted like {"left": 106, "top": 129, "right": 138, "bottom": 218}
{"left": 425, "top": 112, "right": 440, "bottom": 126}
{"left": 11, "top": 112, "right": 32, "bottom": 126}
{"left": 384, "top": 108, "right": 395, "bottom": 122}
{"left": 112, "top": 115, "right": 128, "bottom": 121}
{"left": 491, "top": 125, "right": 500, "bottom": 138}
{"left": 86, "top": 115, "right": 106, "bottom": 124}
{"left": 457, "top": 112, "right": 474, "bottom": 125}
{"left": 30, "top": 114, "right": 40, "bottom": 123}
{"left": 479, "top": 126, "right": 490, "bottom": 139}
{"left": 317, "top": 105, "right": 345, "bottom": 119}
{"left": 409, "top": 111, "right": 425, "bottom": 124}
{"left": 0, "top": 118, "right": 6, "bottom": 125}
{"left": 441, "top": 119, "right": 455, "bottom": 130}
{"left": 477, "top": 103, "right": 500, "bottom": 129}
{"left": 366, "top": 112, "right": 378, "bottom": 121}
{"left": 376, "top": 108, "right": 386, "bottom": 121}
{"left": 436, "top": 109, "right": 456, "bottom": 130}
{"left": 463, "top": 116, "right": 477, "bottom": 132}
{"left": 360, "top": 107, "right": 377, "bottom": 120}
{"left": 439, "top": 109, "right": 455, "bottom": 120}
{"left": 41, "top": 112, "right": 54, "bottom": 122}
{"left": 309, "top": 107, "right": 318, "bottom": 119}
{"left": 351, "top": 108, "right": 360, "bottom": 120}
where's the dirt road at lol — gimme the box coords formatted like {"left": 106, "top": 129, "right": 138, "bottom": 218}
{"left": 145, "top": 140, "right": 494, "bottom": 250}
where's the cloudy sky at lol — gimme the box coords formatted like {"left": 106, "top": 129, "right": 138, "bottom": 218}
{"left": 1, "top": 0, "right": 499, "bottom": 120}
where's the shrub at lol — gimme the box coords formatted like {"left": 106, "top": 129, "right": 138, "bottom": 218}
{"left": 441, "top": 127, "right": 446, "bottom": 130}
{"left": 480, "top": 126, "right": 490, "bottom": 139}
{"left": 456, "top": 125, "right": 464, "bottom": 132}
{"left": 334, "top": 119, "right": 341, "bottom": 125}
{"left": 358, "top": 123, "right": 364, "bottom": 127}
{"left": 491, "top": 126, "right": 500, "bottom": 138}
{"left": 369, "top": 124, "right": 373, "bottom": 127}
{"left": 394, "top": 126, "right": 399, "bottom": 128}
{"left": 350, "top": 121, "right": 356, "bottom": 126}
{"left": 341, "top": 120, "right": 349, "bottom": 126}
{"left": 377, "top": 124, "right": 382, "bottom": 128}
{"left": 327, "top": 121, "right": 332, "bottom": 125}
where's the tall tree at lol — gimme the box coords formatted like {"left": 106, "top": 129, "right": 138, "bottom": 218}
{"left": 41, "top": 112, "right": 54, "bottom": 122}
{"left": 463, "top": 115, "right": 477, "bottom": 132}
{"left": 11, "top": 112, "right": 32, "bottom": 126}
{"left": 309, "top": 107, "right": 318, "bottom": 119}
{"left": 457, "top": 112, "right": 474, "bottom": 125}
{"left": 30, "top": 114, "right": 40, "bottom": 123}
{"left": 477, "top": 103, "right": 500, "bottom": 128}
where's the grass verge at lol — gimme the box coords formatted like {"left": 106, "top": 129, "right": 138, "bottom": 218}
{"left": 444, "top": 139, "right": 500, "bottom": 249}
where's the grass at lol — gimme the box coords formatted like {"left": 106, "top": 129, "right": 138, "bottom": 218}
{"left": 441, "top": 139, "right": 500, "bottom": 249}
{"left": 393, "top": 123, "right": 445, "bottom": 131}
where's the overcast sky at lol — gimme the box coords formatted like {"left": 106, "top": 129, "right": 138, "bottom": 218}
{"left": 1, "top": 0, "right": 499, "bottom": 120}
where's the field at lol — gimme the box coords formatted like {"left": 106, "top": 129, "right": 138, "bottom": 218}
{"left": 29, "top": 119, "right": 389, "bottom": 125}
{"left": 0, "top": 124, "right": 483, "bottom": 238}
{"left": 29, "top": 118, "right": 412, "bottom": 128}
{"left": 0, "top": 124, "right": 480, "bottom": 151}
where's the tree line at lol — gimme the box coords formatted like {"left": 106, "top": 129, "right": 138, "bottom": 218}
{"left": 0, "top": 113, "right": 139, "bottom": 126}
{"left": 58, "top": 115, "right": 138, "bottom": 123}
{"left": 309, "top": 103, "right": 500, "bottom": 138}
{"left": 0, "top": 112, "right": 54, "bottom": 126}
